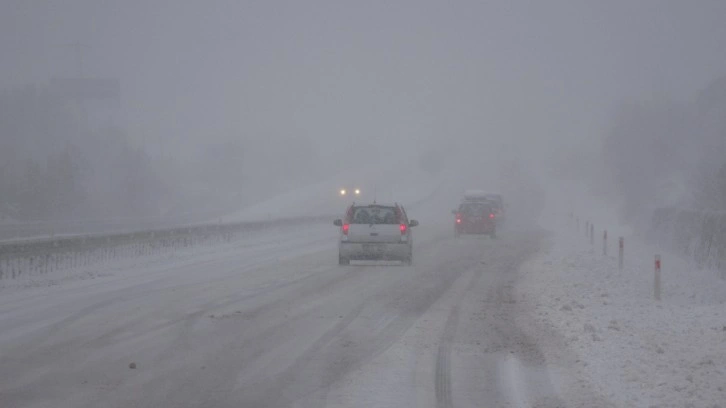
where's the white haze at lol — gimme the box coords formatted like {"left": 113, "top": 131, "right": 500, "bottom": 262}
{"left": 1, "top": 1, "right": 726, "bottom": 225}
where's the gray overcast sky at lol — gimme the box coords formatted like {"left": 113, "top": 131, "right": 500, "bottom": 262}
{"left": 2, "top": 1, "right": 726, "bottom": 162}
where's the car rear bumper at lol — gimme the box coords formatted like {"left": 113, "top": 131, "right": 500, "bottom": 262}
{"left": 339, "top": 242, "right": 411, "bottom": 260}
{"left": 456, "top": 222, "right": 495, "bottom": 234}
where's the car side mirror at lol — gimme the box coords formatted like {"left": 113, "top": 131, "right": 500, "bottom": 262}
{"left": 408, "top": 220, "right": 419, "bottom": 227}
{"left": 333, "top": 219, "right": 343, "bottom": 227}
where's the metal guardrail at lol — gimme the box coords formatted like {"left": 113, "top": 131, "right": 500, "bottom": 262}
{"left": 0, "top": 206, "right": 241, "bottom": 242}
{"left": 0, "top": 215, "right": 331, "bottom": 280}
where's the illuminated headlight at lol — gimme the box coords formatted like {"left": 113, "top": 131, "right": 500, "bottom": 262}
{"left": 354, "top": 189, "right": 361, "bottom": 195}
{"left": 340, "top": 189, "right": 347, "bottom": 196}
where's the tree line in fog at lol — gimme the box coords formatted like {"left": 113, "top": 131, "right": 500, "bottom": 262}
{"left": 602, "top": 76, "right": 726, "bottom": 223}
{"left": 0, "top": 84, "right": 327, "bottom": 223}
{"left": 0, "top": 85, "right": 167, "bottom": 222}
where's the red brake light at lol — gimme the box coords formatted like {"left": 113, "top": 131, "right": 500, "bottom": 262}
{"left": 489, "top": 213, "right": 495, "bottom": 219}
{"left": 456, "top": 218, "right": 461, "bottom": 224}
{"left": 399, "top": 223, "right": 407, "bottom": 234}
{"left": 342, "top": 224, "right": 350, "bottom": 235}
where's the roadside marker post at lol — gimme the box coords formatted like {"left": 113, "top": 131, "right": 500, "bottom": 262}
{"left": 618, "top": 237, "right": 624, "bottom": 270}
{"left": 654, "top": 255, "right": 662, "bottom": 301}
{"left": 603, "top": 230, "right": 608, "bottom": 256}
{"left": 590, "top": 224, "right": 594, "bottom": 246}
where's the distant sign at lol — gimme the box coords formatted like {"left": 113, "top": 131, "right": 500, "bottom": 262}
{"left": 50, "top": 78, "right": 120, "bottom": 103}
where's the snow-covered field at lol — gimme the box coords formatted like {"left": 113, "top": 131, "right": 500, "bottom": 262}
{"left": 517, "top": 211, "right": 726, "bottom": 407}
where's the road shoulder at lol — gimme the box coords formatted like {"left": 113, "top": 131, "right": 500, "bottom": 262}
{"left": 515, "top": 229, "right": 726, "bottom": 407}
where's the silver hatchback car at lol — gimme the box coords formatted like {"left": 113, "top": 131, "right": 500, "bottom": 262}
{"left": 334, "top": 202, "right": 419, "bottom": 265}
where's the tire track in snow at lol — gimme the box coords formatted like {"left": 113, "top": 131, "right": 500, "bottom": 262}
{"left": 434, "top": 250, "right": 490, "bottom": 408}
{"left": 435, "top": 306, "right": 458, "bottom": 408}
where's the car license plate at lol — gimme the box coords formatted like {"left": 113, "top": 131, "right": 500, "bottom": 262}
{"left": 363, "top": 244, "right": 385, "bottom": 252}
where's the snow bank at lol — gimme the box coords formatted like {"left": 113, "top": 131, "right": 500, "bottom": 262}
{"left": 518, "top": 214, "right": 726, "bottom": 407}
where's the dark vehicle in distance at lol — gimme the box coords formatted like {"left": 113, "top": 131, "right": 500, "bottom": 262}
{"left": 453, "top": 201, "right": 496, "bottom": 238}
{"left": 462, "top": 190, "right": 506, "bottom": 225}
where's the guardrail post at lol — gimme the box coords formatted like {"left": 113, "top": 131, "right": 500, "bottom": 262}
{"left": 618, "top": 237, "right": 624, "bottom": 270}
{"left": 654, "top": 254, "right": 661, "bottom": 301}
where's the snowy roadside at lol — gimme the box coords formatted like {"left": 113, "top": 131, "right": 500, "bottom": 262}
{"left": 515, "top": 218, "right": 726, "bottom": 407}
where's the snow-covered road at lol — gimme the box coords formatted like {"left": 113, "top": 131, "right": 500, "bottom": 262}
{"left": 0, "top": 212, "right": 614, "bottom": 407}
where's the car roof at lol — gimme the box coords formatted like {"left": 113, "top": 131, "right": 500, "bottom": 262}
{"left": 351, "top": 202, "right": 400, "bottom": 207}
{"left": 461, "top": 201, "right": 494, "bottom": 206}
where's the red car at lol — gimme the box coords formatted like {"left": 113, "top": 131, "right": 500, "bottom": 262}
{"left": 453, "top": 201, "right": 496, "bottom": 238}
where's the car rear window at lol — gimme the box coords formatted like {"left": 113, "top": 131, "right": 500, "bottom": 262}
{"left": 349, "top": 206, "right": 400, "bottom": 224}
{"left": 464, "top": 198, "right": 501, "bottom": 209}
{"left": 460, "top": 203, "right": 493, "bottom": 216}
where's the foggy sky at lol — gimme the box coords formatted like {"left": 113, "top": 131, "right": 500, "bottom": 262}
{"left": 2, "top": 1, "right": 726, "bottom": 167}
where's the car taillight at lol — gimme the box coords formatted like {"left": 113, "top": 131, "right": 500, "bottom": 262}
{"left": 399, "top": 223, "right": 407, "bottom": 235}
{"left": 342, "top": 224, "right": 349, "bottom": 235}
{"left": 456, "top": 218, "right": 461, "bottom": 224}
{"left": 489, "top": 213, "right": 495, "bottom": 219}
